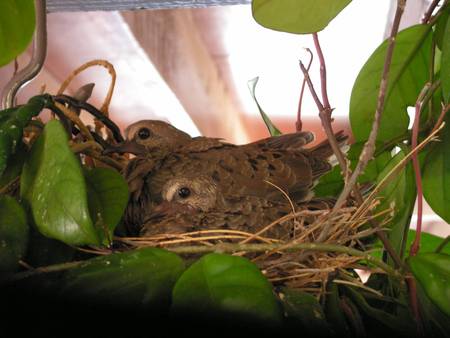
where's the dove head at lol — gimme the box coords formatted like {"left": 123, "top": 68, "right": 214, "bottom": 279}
{"left": 105, "top": 120, "right": 192, "bottom": 155}
{"left": 160, "top": 176, "right": 218, "bottom": 212}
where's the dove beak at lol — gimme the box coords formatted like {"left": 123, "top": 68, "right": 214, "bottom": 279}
{"left": 102, "top": 140, "right": 147, "bottom": 155}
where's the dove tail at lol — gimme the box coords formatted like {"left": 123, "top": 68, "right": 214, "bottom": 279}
{"left": 309, "top": 131, "right": 348, "bottom": 159}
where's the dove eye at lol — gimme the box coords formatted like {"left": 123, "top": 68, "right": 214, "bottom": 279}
{"left": 137, "top": 127, "right": 151, "bottom": 140}
{"left": 178, "top": 187, "right": 191, "bottom": 199}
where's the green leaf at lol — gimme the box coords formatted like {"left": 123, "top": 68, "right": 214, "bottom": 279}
{"left": 423, "top": 120, "right": 450, "bottom": 223}
{"left": 247, "top": 77, "right": 282, "bottom": 136}
{"left": 324, "top": 283, "right": 351, "bottom": 336}
{"left": 343, "top": 285, "right": 415, "bottom": 335}
{"left": 252, "top": 0, "right": 351, "bottom": 34}
{"left": 0, "top": 96, "right": 47, "bottom": 176}
{"left": 314, "top": 142, "right": 391, "bottom": 197}
{"left": 350, "top": 25, "right": 432, "bottom": 142}
{"left": 0, "top": 195, "right": 28, "bottom": 275}
{"left": 0, "top": 0, "right": 35, "bottom": 66}
{"left": 0, "top": 140, "right": 27, "bottom": 189}
{"left": 405, "top": 230, "right": 450, "bottom": 255}
{"left": 434, "top": 5, "right": 449, "bottom": 51}
{"left": 61, "top": 248, "right": 185, "bottom": 309}
{"left": 84, "top": 167, "right": 129, "bottom": 246}
{"left": 20, "top": 120, "right": 98, "bottom": 246}
{"left": 172, "top": 253, "right": 282, "bottom": 324}
{"left": 441, "top": 8, "right": 450, "bottom": 103}
{"left": 416, "top": 279, "right": 450, "bottom": 337}
{"left": 279, "top": 288, "right": 332, "bottom": 336}
{"left": 408, "top": 253, "right": 450, "bottom": 317}
{"left": 375, "top": 148, "right": 416, "bottom": 263}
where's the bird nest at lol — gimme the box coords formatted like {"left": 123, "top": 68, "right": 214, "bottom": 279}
{"left": 118, "top": 198, "right": 390, "bottom": 297}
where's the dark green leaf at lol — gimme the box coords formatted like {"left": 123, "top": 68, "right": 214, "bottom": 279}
{"left": 0, "top": 0, "right": 35, "bottom": 66}
{"left": 434, "top": 5, "right": 449, "bottom": 51}
{"left": 247, "top": 77, "right": 282, "bottom": 136}
{"left": 84, "top": 167, "right": 129, "bottom": 246}
{"left": 423, "top": 120, "right": 450, "bottom": 223}
{"left": 441, "top": 7, "right": 450, "bottom": 103}
{"left": 416, "top": 279, "right": 450, "bottom": 337}
{"left": 279, "top": 287, "right": 332, "bottom": 336}
{"left": 61, "top": 248, "right": 185, "bottom": 309}
{"left": 172, "top": 253, "right": 282, "bottom": 324}
{"left": 0, "top": 140, "right": 27, "bottom": 189}
{"left": 20, "top": 120, "right": 98, "bottom": 246}
{"left": 408, "top": 253, "right": 450, "bottom": 317}
{"left": 343, "top": 285, "right": 415, "bottom": 335}
{"left": 0, "top": 195, "right": 28, "bottom": 275}
{"left": 252, "top": 0, "right": 351, "bottom": 34}
{"left": 350, "top": 25, "right": 432, "bottom": 142}
{"left": 314, "top": 142, "right": 391, "bottom": 197}
{"left": 24, "top": 226, "right": 75, "bottom": 268}
{"left": 375, "top": 148, "right": 416, "bottom": 263}
{"left": 324, "top": 283, "right": 351, "bottom": 336}
{"left": 0, "top": 96, "right": 47, "bottom": 176}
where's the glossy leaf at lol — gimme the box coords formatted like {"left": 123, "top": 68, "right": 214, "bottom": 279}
{"left": 441, "top": 9, "right": 450, "bottom": 103}
{"left": 344, "top": 285, "right": 415, "bottom": 335}
{"left": 408, "top": 253, "right": 450, "bottom": 317}
{"left": 280, "top": 288, "right": 332, "bottom": 336}
{"left": 405, "top": 230, "right": 450, "bottom": 255}
{"left": 314, "top": 142, "right": 390, "bottom": 197}
{"left": 0, "top": 195, "right": 28, "bottom": 274}
{"left": 248, "top": 77, "right": 282, "bottom": 136}
{"left": 20, "top": 120, "right": 98, "bottom": 246}
{"left": 84, "top": 167, "right": 129, "bottom": 246}
{"left": 434, "top": 5, "right": 449, "bottom": 50}
{"left": 0, "top": 96, "right": 48, "bottom": 177}
{"left": 350, "top": 25, "right": 432, "bottom": 142}
{"left": 172, "top": 253, "right": 282, "bottom": 324}
{"left": 415, "top": 279, "right": 450, "bottom": 336}
{"left": 324, "top": 283, "right": 351, "bottom": 336}
{"left": 0, "top": 0, "right": 35, "bottom": 66}
{"left": 423, "top": 121, "right": 450, "bottom": 223}
{"left": 375, "top": 148, "right": 416, "bottom": 262}
{"left": 0, "top": 141, "right": 27, "bottom": 189}
{"left": 252, "top": 0, "right": 351, "bottom": 34}
{"left": 61, "top": 248, "right": 185, "bottom": 309}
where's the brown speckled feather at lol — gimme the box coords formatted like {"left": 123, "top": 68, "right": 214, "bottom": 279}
{"left": 119, "top": 120, "right": 346, "bottom": 235}
{"left": 141, "top": 194, "right": 336, "bottom": 239}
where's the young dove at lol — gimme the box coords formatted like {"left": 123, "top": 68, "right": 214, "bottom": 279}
{"left": 139, "top": 175, "right": 336, "bottom": 239}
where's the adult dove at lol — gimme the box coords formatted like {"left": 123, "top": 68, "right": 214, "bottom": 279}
{"left": 109, "top": 120, "right": 346, "bottom": 235}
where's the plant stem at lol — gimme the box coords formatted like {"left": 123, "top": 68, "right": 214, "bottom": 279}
{"left": 435, "top": 235, "right": 450, "bottom": 253}
{"left": 297, "top": 49, "right": 313, "bottom": 132}
{"left": 300, "top": 36, "right": 404, "bottom": 268}
{"left": 331, "top": 0, "right": 406, "bottom": 217}
{"left": 422, "top": 0, "right": 441, "bottom": 24}
{"left": 410, "top": 83, "right": 431, "bottom": 257}
{"left": 4, "top": 242, "right": 401, "bottom": 282}
{"left": 406, "top": 275, "right": 424, "bottom": 335}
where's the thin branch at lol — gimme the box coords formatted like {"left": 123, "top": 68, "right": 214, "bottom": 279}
{"left": 331, "top": 0, "right": 407, "bottom": 219}
{"left": 312, "top": 33, "right": 331, "bottom": 110}
{"left": 351, "top": 123, "right": 445, "bottom": 221}
{"left": 410, "top": 83, "right": 432, "bottom": 256}
{"left": 299, "top": 61, "right": 349, "bottom": 177}
{"left": 422, "top": 0, "right": 441, "bottom": 24}
{"left": 296, "top": 48, "right": 313, "bottom": 131}
{"left": 435, "top": 235, "right": 450, "bottom": 253}
{"left": 3, "top": 242, "right": 402, "bottom": 284}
